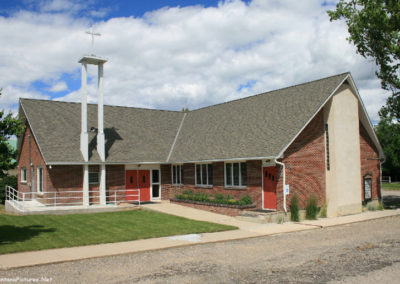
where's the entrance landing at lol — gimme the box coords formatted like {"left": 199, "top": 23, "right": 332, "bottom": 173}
{"left": 5, "top": 200, "right": 139, "bottom": 215}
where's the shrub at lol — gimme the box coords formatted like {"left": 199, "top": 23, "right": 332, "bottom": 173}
{"left": 319, "top": 203, "right": 327, "bottom": 218}
{"left": 175, "top": 191, "right": 253, "bottom": 206}
{"left": 290, "top": 193, "right": 300, "bottom": 222}
{"left": 239, "top": 195, "right": 252, "bottom": 205}
{"left": 215, "top": 193, "right": 224, "bottom": 201}
{"left": 305, "top": 194, "right": 319, "bottom": 220}
{"left": 367, "top": 201, "right": 384, "bottom": 211}
{"left": 0, "top": 175, "right": 18, "bottom": 204}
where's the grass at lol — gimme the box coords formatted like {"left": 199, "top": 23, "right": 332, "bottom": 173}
{"left": 0, "top": 209, "right": 236, "bottom": 255}
{"left": 382, "top": 182, "right": 400, "bottom": 191}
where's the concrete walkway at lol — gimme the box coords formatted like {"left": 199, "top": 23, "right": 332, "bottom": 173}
{"left": 1, "top": 202, "right": 399, "bottom": 270}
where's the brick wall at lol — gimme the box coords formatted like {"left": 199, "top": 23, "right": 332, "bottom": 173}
{"left": 360, "top": 123, "right": 381, "bottom": 201}
{"left": 106, "top": 165, "right": 126, "bottom": 203}
{"left": 161, "top": 160, "right": 263, "bottom": 210}
{"left": 277, "top": 110, "right": 327, "bottom": 210}
{"left": 17, "top": 123, "right": 127, "bottom": 205}
{"left": 17, "top": 125, "right": 48, "bottom": 201}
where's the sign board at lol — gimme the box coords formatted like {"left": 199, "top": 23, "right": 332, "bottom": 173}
{"left": 284, "top": 184, "right": 290, "bottom": 195}
{"left": 364, "top": 177, "right": 372, "bottom": 200}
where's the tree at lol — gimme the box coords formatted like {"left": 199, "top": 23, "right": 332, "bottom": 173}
{"left": 375, "top": 107, "right": 400, "bottom": 180}
{"left": 0, "top": 110, "right": 25, "bottom": 179}
{"left": 328, "top": 0, "right": 400, "bottom": 119}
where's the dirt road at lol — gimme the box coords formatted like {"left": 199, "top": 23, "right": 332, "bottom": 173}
{"left": 1, "top": 215, "right": 399, "bottom": 283}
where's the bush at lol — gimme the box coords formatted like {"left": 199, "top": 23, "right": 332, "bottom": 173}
{"left": 305, "top": 194, "right": 319, "bottom": 220}
{"left": 175, "top": 191, "right": 253, "bottom": 206}
{"left": 239, "top": 195, "right": 252, "bottom": 205}
{"left": 290, "top": 193, "right": 300, "bottom": 222}
{"left": 0, "top": 175, "right": 18, "bottom": 204}
{"left": 319, "top": 203, "right": 327, "bottom": 218}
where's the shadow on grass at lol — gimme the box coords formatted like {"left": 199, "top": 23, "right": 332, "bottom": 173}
{"left": 383, "top": 195, "right": 400, "bottom": 209}
{"left": 0, "top": 225, "right": 56, "bottom": 245}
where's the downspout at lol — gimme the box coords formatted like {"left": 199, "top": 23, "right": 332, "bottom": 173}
{"left": 28, "top": 133, "right": 32, "bottom": 193}
{"left": 379, "top": 157, "right": 385, "bottom": 205}
{"left": 274, "top": 159, "right": 287, "bottom": 213}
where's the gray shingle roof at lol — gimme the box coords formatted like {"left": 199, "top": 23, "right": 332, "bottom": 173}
{"left": 169, "top": 73, "right": 349, "bottom": 162}
{"left": 20, "top": 72, "right": 350, "bottom": 164}
{"left": 20, "top": 100, "right": 185, "bottom": 164}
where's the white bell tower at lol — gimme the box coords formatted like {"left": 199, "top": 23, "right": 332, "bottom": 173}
{"left": 79, "top": 27, "right": 107, "bottom": 206}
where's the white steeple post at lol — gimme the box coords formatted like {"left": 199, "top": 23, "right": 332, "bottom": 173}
{"left": 97, "top": 63, "right": 105, "bottom": 162}
{"left": 80, "top": 62, "right": 89, "bottom": 162}
{"left": 83, "top": 164, "right": 89, "bottom": 206}
{"left": 99, "top": 164, "right": 106, "bottom": 205}
{"left": 79, "top": 27, "right": 107, "bottom": 207}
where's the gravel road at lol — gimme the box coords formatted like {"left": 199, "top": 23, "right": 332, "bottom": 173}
{"left": 1, "top": 215, "right": 399, "bottom": 284}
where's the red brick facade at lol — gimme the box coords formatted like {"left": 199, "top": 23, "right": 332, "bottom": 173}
{"left": 276, "top": 110, "right": 327, "bottom": 210}
{"left": 161, "top": 160, "right": 262, "bottom": 208}
{"left": 17, "top": 125, "right": 48, "bottom": 200}
{"left": 360, "top": 123, "right": 381, "bottom": 201}
{"left": 16, "top": 106, "right": 381, "bottom": 214}
{"left": 17, "top": 124, "right": 127, "bottom": 205}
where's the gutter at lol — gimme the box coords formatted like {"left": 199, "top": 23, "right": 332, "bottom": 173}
{"left": 379, "top": 157, "right": 385, "bottom": 205}
{"left": 274, "top": 158, "right": 287, "bottom": 213}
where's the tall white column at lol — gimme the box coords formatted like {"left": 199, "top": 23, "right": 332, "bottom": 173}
{"left": 83, "top": 165, "right": 89, "bottom": 206}
{"left": 80, "top": 62, "right": 89, "bottom": 162}
{"left": 97, "top": 63, "right": 105, "bottom": 162}
{"left": 99, "top": 164, "right": 106, "bottom": 205}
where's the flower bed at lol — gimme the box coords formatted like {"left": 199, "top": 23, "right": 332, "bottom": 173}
{"left": 171, "top": 198, "right": 256, "bottom": 209}
{"left": 175, "top": 190, "right": 253, "bottom": 206}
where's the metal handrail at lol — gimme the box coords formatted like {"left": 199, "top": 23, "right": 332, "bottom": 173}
{"left": 5, "top": 187, "right": 142, "bottom": 211}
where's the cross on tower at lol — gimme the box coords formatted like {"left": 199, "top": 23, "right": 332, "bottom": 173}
{"left": 86, "top": 26, "right": 101, "bottom": 55}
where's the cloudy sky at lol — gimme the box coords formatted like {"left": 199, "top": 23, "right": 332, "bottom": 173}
{"left": 0, "top": 0, "right": 391, "bottom": 123}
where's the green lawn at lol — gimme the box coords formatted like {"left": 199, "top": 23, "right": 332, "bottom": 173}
{"left": 382, "top": 182, "right": 400, "bottom": 191}
{"left": 0, "top": 208, "right": 236, "bottom": 254}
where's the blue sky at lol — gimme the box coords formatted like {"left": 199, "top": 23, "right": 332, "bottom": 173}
{"left": 0, "top": 0, "right": 390, "bottom": 122}
{"left": 0, "top": 0, "right": 248, "bottom": 18}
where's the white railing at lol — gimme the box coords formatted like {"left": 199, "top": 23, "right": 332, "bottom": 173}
{"left": 5, "top": 186, "right": 141, "bottom": 212}
{"left": 382, "top": 176, "right": 392, "bottom": 183}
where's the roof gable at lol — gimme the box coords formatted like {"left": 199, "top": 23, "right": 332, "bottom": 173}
{"left": 168, "top": 73, "right": 349, "bottom": 162}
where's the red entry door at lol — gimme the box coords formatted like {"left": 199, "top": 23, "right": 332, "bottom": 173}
{"left": 263, "top": 167, "right": 277, "bottom": 210}
{"left": 126, "top": 170, "right": 151, "bottom": 202}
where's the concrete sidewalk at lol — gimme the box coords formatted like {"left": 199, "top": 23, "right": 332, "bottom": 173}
{"left": 1, "top": 203, "right": 399, "bottom": 270}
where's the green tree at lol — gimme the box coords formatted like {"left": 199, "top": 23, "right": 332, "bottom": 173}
{"left": 0, "top": 110, "right": 25, "bottom": 179}
{"left": 375, "top": 107, "right": 400, "bottom": 180}
{"left": 328, "top": 0, "right": 400, "bottom": 119}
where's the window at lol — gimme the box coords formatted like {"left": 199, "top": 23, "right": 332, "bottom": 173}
{"left": 325, "top": 123, "right": 330, "bottom": 170}
{"left": 172, "top": 165, "right": 183, "bottom": 185}
{"left": 225, "top": 162, "right": 247, "bottom": 187}
{"left": 89, "top": 172, "right": 99, "bottom": 184}
{"left": 195, "top": 164, "right": 213, "bottom": 186}
{"left": 37, "top": 167, "right": 43, "bottom": 193}
{"left": 21, "top": 167, "right": 27, "bottom": 182}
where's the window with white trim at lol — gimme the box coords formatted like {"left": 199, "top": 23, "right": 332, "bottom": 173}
{"left": 225, "top": 162, "right": 247, "bottom": 187}
{"left": 21, "top": 167, "right": 27, "bottom": 182}
{"left": 172, "top": 165, "right": 183, "bottom": 185}
{"left": 89, "top": 172, "right": 99, "bottom": 184}
{"left": 37, "top": 167, "right": 43, "bottom": 193}
{"left": 195, "top": 163, "right": 213, "bottom": 186}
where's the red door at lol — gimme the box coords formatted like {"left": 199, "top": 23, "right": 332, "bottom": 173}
{"left": 263, "top": 167, "right": 277, "bottom": 210}
{"left": 138, "top": 170, "right": 150, "bottom": 202}
{"left": 125, "top": 170, "right": 151, "bottom": 202}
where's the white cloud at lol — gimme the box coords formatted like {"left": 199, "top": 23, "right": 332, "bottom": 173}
{"left": 49, "top": 81, "right": 68, "bottom": 92}
{"left": 0, "top": 0, "right": 392, "bottom": 121}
